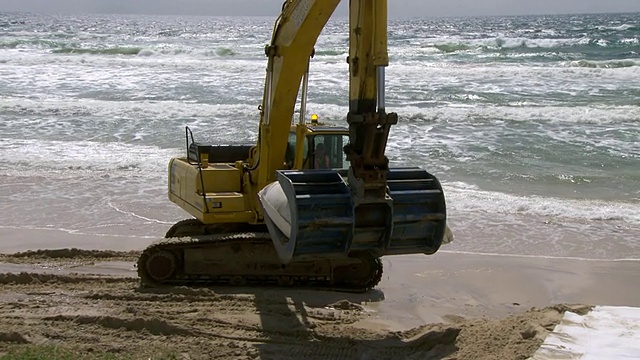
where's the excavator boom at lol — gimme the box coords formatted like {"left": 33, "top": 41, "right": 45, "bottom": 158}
{"left": 255, "top": 1, "right": 341, "bottom": 192}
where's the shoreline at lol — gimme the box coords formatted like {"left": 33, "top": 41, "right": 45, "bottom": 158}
{"left": 0, "top": 226, "right": 155, "bottom": 253}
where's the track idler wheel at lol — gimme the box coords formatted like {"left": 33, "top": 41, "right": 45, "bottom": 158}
{"left": 139, "top": 250, "right": 178, "bottom": 285}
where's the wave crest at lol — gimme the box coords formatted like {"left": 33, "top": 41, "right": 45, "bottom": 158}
{"left": 433, "top": 43, "right": 473, "bottom": 53}
{"left": 426, "top": 37, "right": 640, "bottom": 56}
{"left": 0, "top": 39, "right": 68, "bottom": 49}
{"left": 212, "top": 47, "right": 236, "bottom": 57}
{"left": 315, "top": 49, "right": 346, "bottom": 56}
{"left": 570, "top": 59, "right": 639, "bottom": 68}
{"left": 48, "top": 46, "right": 238, "bottom": 57}
{"left": 52, "top": 46, "right": 143, "bottom": 55}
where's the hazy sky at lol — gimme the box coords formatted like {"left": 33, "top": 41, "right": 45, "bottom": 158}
{"left": 1, "top": 0, "right": 639, "bottom": 18}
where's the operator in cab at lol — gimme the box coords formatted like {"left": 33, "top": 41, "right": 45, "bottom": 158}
{"left": 314, "top": 142, "right": 330, "bottom": 169}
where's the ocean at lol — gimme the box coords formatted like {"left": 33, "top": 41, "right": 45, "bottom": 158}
{"left": 0, "top": 11, "right": 638, "bottom": 260}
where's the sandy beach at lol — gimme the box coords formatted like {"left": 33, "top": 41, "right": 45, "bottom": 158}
{"left": 1, "top": 227, "right": 639, "bottom": 359}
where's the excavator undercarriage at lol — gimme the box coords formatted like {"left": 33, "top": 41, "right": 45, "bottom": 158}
{"left": 138, "top": 219, "right": 383, "bottom": 292}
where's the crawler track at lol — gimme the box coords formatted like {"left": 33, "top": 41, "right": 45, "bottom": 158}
{"left": 138, "top": 219, "right": 383, "bottom": 292}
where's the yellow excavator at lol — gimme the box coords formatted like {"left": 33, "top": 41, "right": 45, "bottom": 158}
{"left": 138, "top": 0, "right": 449, "bottom": 292}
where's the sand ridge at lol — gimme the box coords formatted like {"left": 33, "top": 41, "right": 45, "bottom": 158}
{"left": 0, "top": 248, "right": 140, "bottom": 263}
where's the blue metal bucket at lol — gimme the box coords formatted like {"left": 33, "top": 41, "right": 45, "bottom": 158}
{"left": 259, "top": 167, "right": 446, "bottom": 264}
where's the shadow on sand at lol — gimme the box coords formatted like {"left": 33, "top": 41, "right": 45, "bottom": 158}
{"left": 141, "top": 284, "right": 459, "bottom": 360}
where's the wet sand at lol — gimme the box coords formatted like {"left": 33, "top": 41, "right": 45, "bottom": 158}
{"left": 1, "top": 227, "right": 639, "bottom": 359}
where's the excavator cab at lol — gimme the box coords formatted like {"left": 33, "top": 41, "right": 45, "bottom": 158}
{"left": 286, "top": 124, "right": 349, "bottom": 170}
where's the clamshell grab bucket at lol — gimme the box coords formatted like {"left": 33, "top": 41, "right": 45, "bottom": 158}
{"left": 258, "top": 168, "right": 446, "bottom": 264}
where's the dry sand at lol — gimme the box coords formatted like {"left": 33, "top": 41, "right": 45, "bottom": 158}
{"left": 1, "top": 227, "right": 639, "bottom": 359}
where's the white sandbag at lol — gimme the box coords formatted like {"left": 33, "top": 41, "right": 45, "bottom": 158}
{"left": 531, "top": 306, "right": 640, "bottom": 360}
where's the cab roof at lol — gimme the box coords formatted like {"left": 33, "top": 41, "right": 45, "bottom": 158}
{"left": 307, "top": 125, "right": 348, "bottom": 133}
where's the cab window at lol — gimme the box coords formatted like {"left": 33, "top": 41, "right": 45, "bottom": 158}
{"left": 307, "top": 134, "right": 349, "bottom": 169}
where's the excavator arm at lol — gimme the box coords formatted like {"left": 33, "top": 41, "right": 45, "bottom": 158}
{"left": 346, "top": 0, "right": 395, "bottom": 192}
{"left": 258, "top": 0, "right": 447, "bottom": 264}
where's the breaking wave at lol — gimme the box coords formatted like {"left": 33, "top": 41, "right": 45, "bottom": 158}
{"left": 52, "top": 46, "right": 144, "bottom": 55}
{"left": 49, "top": 45, "right": 239, "bottom": 57}
{"left": 569, "top": 59, "right": 639, "bottom": 68}
{"left": 426, "top": 38, "right": 640, "bottom": 57}
{"left": 433, "top": 43, "right": 473, "bottom": 53}
{"left": 212, "top": 47, "right": 236, "bottom": 56}
{"left": 0, "top": 39, "right": 68, "bottom": 49}
{"left": 315, "top": 49, "right": 346, "bottom": 56}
